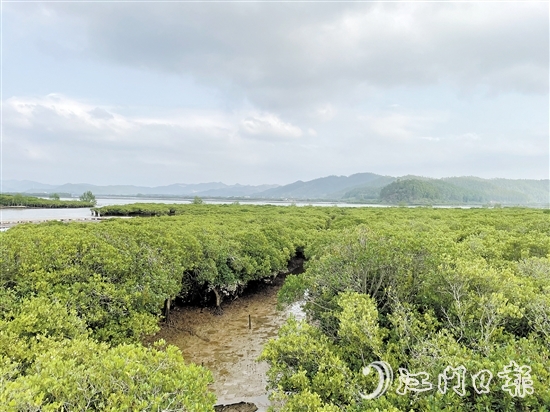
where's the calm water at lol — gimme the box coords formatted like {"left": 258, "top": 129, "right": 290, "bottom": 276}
{"left": 0, "top": 198, "right": 190, "bottom": 223}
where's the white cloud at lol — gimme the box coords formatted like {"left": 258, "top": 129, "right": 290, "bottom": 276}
{"left": 239, "top": 113, "right": 303, "bottom": 140}
{"left": 315, "top": 104, "right": 337, "bottom": 121}
{"left": 7, "top": 94, "right": 134, "bottom": 137}
{"left": 3, "top": 94, "right": 317, "bottom": 184}
{"left": 2, "top": 2, "right": 548, "bottom": 183}
{"left": 364, "top": 110, "right": 449, "bottom": 140}
{"left": 9, "top": 2, "right": 546, "bottom": 110}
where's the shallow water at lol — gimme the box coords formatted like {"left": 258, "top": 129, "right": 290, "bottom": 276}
{"left": 146, "top": 278, "right": 304, "bottom": 411}
{"left": 0, "top": 198, "right": 192, "bottom": 223}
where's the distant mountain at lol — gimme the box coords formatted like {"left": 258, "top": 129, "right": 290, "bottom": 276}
{"left": 51, "top": 183, "right": 160, "bottom": 196}
{"left": 1, "top": 180, "right": 58, "bottom": 193}
{"left": 2, "top": 175, "right": 548, "bottom": 205}
{"left": 141, "top": 183, "right": 228, "bottom": 196}
{"left": 378, "top": 179, "right": 483, "bottom": 204}
{"left": 256, "top": 173, "right": 394, "bottom": 199}
{"left": 339, "top": 176, "right": 397, "bottom": 201}
{"left": 442, "top": 177, "right": 549, "bottom": 204}
{"left": 194, "top": 184, "right": 278, "bottom": 197}
{"left": 376, "top": 177, "right": 549, "bottom": 205}
{"left": 1, "top": 180, "right": 278, "bottom": 197}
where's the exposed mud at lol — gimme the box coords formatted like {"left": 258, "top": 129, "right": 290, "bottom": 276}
{"left": 145, "top": 259, "right": 305, "bottom": 412}
{"left": 215, "top": 402, "right": 258, "bottom": 412}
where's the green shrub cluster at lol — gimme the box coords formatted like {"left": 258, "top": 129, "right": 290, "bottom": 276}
{"left": 0, "top": 205, "right": 329, "bottom": 410}
{"left": 264, "top": 207, "right": 550, "bottom": 411}
{"left": 1, "top": 205, "right": 548, "bottom": 410}
{"left": 0, "top": 194, "right": 93, "bottom": 208}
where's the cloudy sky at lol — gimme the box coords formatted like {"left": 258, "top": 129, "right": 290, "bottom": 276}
{"left": 3, "top": 1, "right": 548, "bottom": 186}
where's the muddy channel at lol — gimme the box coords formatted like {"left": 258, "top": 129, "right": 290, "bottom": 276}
{"left": 145, "top": 269, "right": 305, "bottom": 412}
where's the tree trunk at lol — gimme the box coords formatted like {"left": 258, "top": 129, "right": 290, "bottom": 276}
{"left": 164, "top": 297, "right": 171, "bottom": 323}
{"left": 212, "top": 288, "right": 223, "bottom": 315}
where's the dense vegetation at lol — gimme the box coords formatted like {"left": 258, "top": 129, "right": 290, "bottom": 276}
{"left": 263, "top": 207, "right": 550, "bottom": 411}
{"left": 1, "top": 204, "right": 549, "bottom": 410}
{"left": 0, "top": 205, "right": 328, "bottom": 410}
{"left": 0, "top": 194, "right": 93, "bottom": 208}
{"left": 378, "top": 178, "right": 484, "bottom": 204}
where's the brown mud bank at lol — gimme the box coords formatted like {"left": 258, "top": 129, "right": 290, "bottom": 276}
{"left": 145, "top": 258, "right": 305, "bottom": 412}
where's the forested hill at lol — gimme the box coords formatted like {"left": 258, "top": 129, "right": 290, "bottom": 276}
{"left": 442, "top": 177, "right": 550, "bottom": 204}
{"left": 371, "top": 178, "right": 549, "bottom": 205}
{"left": 261, "top": 174, "right": 548, "bottom": 205}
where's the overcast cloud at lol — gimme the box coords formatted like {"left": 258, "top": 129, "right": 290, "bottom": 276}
{"left": 3, "top": 1, "right": 548, "bottom": 186}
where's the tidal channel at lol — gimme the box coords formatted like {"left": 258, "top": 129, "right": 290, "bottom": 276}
{"left": 145, "top": 272, "right": 305, "bottom": 412}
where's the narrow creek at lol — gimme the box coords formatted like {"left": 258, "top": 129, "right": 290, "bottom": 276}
{"left": 145, "top": 262, "right": 305, "bottom": 412}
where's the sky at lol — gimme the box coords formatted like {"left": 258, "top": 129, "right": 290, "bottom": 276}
{"left": 2, "top": 1, "right": 549, "bottom": 186}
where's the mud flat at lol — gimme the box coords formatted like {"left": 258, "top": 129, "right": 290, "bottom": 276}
{"left": 146, "top": 275, "right": 304, "bottom": 412}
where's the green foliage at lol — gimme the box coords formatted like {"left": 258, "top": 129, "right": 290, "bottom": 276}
{"left": 260, "top": 318, "right": 356, "bottom": 408}
{"left": 79, "top": 191, "right": 97, "bottom": 206}
{"left": 193, "top": 196, "right": 204, "bottom": 204}
{"left": 0, "top": 194, "right": 92, "bottom": 208}
{"left": 0, "top": 339, "right": 215, "bottom": 411}
{"left": 2, "top": 204, "right": 549, "bottom": 410}
{"left": 268, "top": 207, "right": 550, "bottom": 411}
{"left": 0, "top": 204, "right": 331, "bottom": 345}
{"left": 379, "top": 178, "right": 484, "bottom": 205}
{"left": 0, "top": 204, "right": 335, "bottom": 410}
{"left": 49, "top": 193, "right": 60, "bottom": 201}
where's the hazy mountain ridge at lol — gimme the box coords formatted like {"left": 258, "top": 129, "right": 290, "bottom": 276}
{"left": 376, "top": 177, "right": 549, "bottom": 205}
{"left": 257, "top": 173, "right": 394, "bottom": 199}
{"left": 442, "top": 177, "right": 550, "bottom": 204}
{"left": 1, "top": 180, "right": 278, "bottom": 197}
{"left": 2, "top": 174, "right": 548, "bottom": 205}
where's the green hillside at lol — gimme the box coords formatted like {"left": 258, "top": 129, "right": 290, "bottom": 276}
{"left": 378, "top": 179, "right": 484, "bottom": 204}
{"left": 344, "top": 177, "right": 548, "bottom": 205}
{"left": 443, "top": 177, "right": 549, "bottom": 204}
